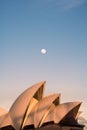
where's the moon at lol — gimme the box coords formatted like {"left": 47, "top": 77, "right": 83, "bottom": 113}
{"left": 41, "top": 49, "right": 47, "bottom": 54}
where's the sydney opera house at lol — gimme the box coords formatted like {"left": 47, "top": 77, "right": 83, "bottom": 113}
{"left": 0, "top": 81, "right": 84, "bottom": 130}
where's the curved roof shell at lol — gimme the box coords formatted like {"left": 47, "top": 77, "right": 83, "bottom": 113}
{"left": 59, "top": 102, "right": 81, "bottom": 125}
{"left": 9, "top": 81, "right": 46, "bottom": 130}
{"left": 0, "top": 81, "right": 82, "bottom": 130}
{"left": 24, "top": 94, "right": 60, "bottom": 128}
{"left": 42, "top": 102, "right": 81, "bottom": 126}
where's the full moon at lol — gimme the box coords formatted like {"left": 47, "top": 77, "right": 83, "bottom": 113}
{"left": 41, "top": 49, "right": 47, "bottom": 54}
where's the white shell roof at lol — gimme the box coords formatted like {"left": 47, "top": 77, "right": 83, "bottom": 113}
{"left": 58, "top": 102, "right": 81, "bottom": 125}
{"left": 0, "top": 81, "right": 82, "bottom": 130}
{"left": 24, "top": 94, "right": 60, "bottom": 128}
{"left": 9, "top": 81, "right": 46, "bottom": 130}
{"left": 42, "top": 102, "right": 81, "bottom": 125}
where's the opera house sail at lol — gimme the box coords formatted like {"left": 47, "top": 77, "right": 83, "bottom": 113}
{"left": 0, "top": 81, "right": 84, "bottom": 130}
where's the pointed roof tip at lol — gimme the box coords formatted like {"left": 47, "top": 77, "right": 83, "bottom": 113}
{"left": 64, "top": 101, "right": 82, "bottom": 109}
{"left": 50, "top": 93, "right": 61, "bottom": 96}
{"left": 34, "top": 81, "right": 46, "bottom": 86}
{"left": 40, "top": 80, "right": 46, "bottom": 85}
{"left": 79, "top": 102, "right": 82, "bottom": 105}
{"left": 53, "top": 93, "right": 61, "bottom": 105}
{"left": 57, "top": 93, "right": 61, "bottom": 97}
{"left": 64, "top": 101, "right": 82, "bottom": 105}
{"left": 42, "top": 93, "right": 61, "bottom": 100}
{"left": 43, "top": 80, "right": 46, "bottom": 84}
{"left": 35, "top": 81, "right": 46, "bottom": 91}
{"left": 51, "top": 93, "right": 61, "bottom": 100}
{"left": 73, "top": 101, "right": 82, "bottom": 106}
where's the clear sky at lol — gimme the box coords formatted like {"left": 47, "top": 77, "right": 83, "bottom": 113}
{"left": 0, "top": 0, "right": 87, "bottom": 119}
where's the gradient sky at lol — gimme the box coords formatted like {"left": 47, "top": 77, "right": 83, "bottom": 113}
{"left": 0, "top": 0, "right": 87, "bottom": 119}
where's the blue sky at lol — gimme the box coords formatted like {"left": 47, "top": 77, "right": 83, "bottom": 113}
{"left": 0, "top": 0, "right": 87, "bottom": 118}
